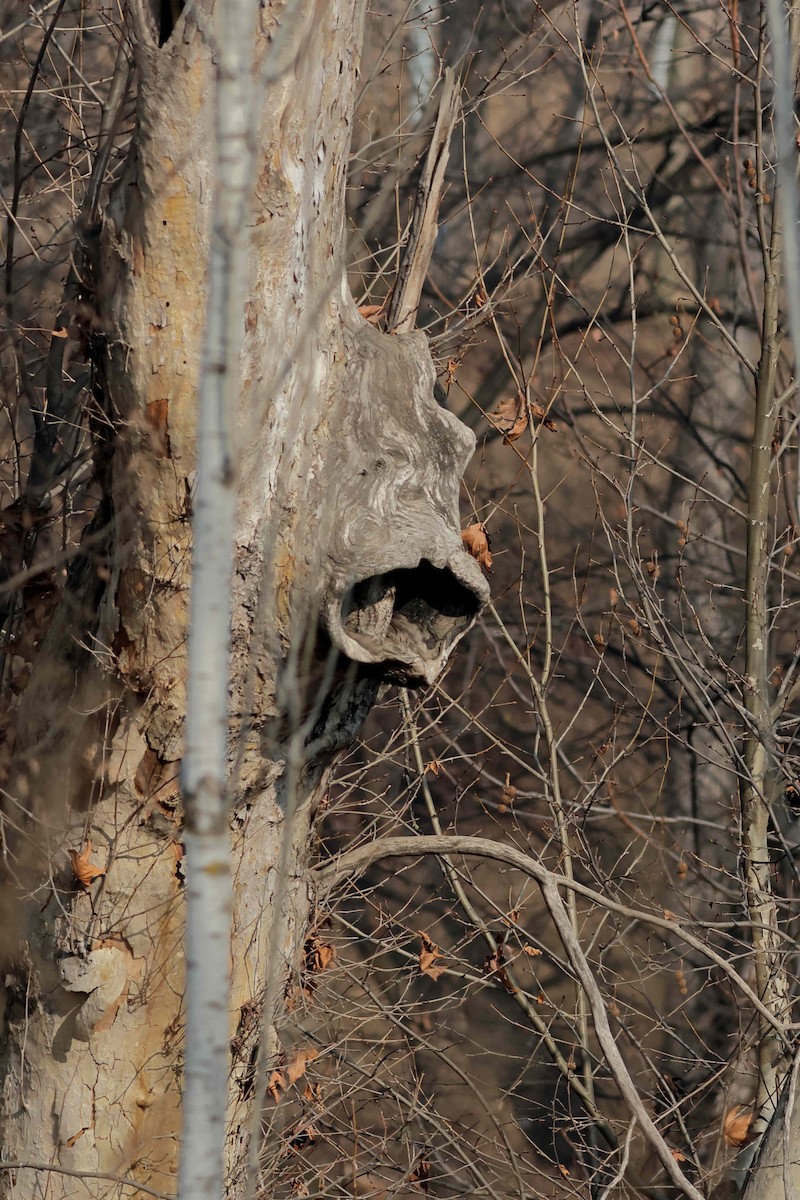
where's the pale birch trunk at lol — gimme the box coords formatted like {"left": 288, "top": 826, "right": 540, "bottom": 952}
{"left": 179, "top": 0, "right": 256, "bottom": 1189}
{"left": 0, "top": 1, "right": 487, "bottom": 1196}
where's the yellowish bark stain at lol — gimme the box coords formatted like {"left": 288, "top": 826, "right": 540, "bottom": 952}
{"left": 274, "top": 540, "right": 295, "bottom": 631}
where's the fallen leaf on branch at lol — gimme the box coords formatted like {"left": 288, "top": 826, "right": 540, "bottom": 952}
{"left": 418, "top": 932, "right": 446, "bottom": 981}
{"left": 69, "top": 840, "right": 105, "bottom": 889}
{"left": 484, "top": 941, "right": 516, "bottom": 994}
{"left": 530, "top": 401, "right": 557, "bottom": 431}
{"left": 358, "top": 303, "right": 385, "bottom": 324}
{"left": 411, "top": 1154, "right": 431, "bottom": 1192}
{"left": 461, "top": 523, "right": 492, "bottom": 571}
{"left": 288, "top": 1123, "right": 318, "bottom": 1151}
{"left": 500, "top": 775, "right": 517, "bottom": 806}
{"left": 314, "top": 942, "right": 335, "bottom": 971}
{"left": 286, "top": 1047, "right": 318, "bottom": 1086}
{"left": 268, "top": 1048, "right": 319, "bottom": 1102}
{"left": 305, "top": 932, "right": 335, "bottom": 974}
{"left": 488, "top": 394, "right": 527, "bottom": 443}
{"left": 723, "top": 1106, "right": 753, "bottom": 1148}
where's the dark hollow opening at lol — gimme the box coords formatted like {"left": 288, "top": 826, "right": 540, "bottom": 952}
{"left": 341, "top": 560, "right": 481, "bottom": 658}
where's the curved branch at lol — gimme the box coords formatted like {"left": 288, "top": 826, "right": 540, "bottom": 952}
{"left": 314, "top": 833, "right": 790, "bottom": 1043}
{"left": 0, "top": 1163, "right": 173, "bottom": 1199}
{"left": 316, "top": 832, "right": 712, "bottom": 1199}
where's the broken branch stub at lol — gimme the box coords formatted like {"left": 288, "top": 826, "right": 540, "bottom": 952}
{"left": 322, "top": 320, "right": 488, "bottom": 685}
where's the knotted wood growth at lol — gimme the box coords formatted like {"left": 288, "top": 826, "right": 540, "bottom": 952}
{"left": 324, "top": 321, "right": 487, "bottom": 685}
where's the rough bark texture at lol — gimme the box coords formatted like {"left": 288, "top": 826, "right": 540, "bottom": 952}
{"left": 731, "top": 1067, "right": 800, "bottom": 1200}
{"left": 0, "top": 1, "right": 487, "bottom": 1195}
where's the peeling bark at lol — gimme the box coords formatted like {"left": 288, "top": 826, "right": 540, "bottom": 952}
{"left": 0, "top": 1, "right": 486, "bottom": 1196}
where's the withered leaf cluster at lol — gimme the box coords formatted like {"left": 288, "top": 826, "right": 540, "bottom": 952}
{"left": 69, "top": 840, "right": 106, "bottom": 889}
{"left": 461, "top": 523, "right": 492, "bottom": 571}
{"left": 418, "top": 931, "right": 446, "bottom": 981}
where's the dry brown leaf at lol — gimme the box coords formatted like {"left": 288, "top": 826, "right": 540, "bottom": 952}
{"left": 483, "top": 936, "right": 517, "bottom": 993}
{"left": 411, "top": 1155, "right": 431, "bottom": 1193}
{"left": 288, "top": 1123, "right": 318, "bottom": 1151}
{"left": 670, "top": 1148, "right": 687, "bottom": 1163}
{"left": 314, "top": 942, "right": 335, "bottom": 971}
{"left": 723, "top": 1106, "right": 753, "bottom": 1148}
{"left": 522, "top": 945, "right": 542, "bottom": 957}
{"left": 305, "top": 930, "right": 335, "bottom": 976}
{"left": 268, "top": 1048, "right": 318, "bottom": 1103}
{"left": 461, "top": 523, "right": 492, "bottom": 571}
{"left": 69, "top": 840, "right": 105, "bottom": 889}
{"left": 286, "top": 1047, "right": 318, "bottom": 1087}
{"left": 530, "top": 401, "right": 557, "bottom": 431}
{"left": 488, "top": 394, "right": 527, "bottom": 443}
{"left": 484, "top": 946, "right": 502, "bottom": 974}
{"left": 358, "top": 303, "right": 384, "bottom": 324}
{"left": 285, "top": 985, "right": 303, "bottom": 1012}
{"left": 500, "top": 774, "right": 517, "bottom": 806}
{"left": 424, "top": 759, "right": 442, "bottom": 776}
{"left": 418, "top": 932, "right": 446, "bottom": 981}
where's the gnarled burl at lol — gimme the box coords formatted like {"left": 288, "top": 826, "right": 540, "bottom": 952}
{"left": 0, "top": 1, "right": 485, "bottom": 1196}
{"left": 324, "top": 321, "right": 487, "bottom": 685}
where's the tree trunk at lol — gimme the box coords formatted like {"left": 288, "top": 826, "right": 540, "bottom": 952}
{"left": 0, "top": 2, "right": 487, "bottom": 1195}
{"left": 729, "top": 1063, "right": 800, "bottom": 1200}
